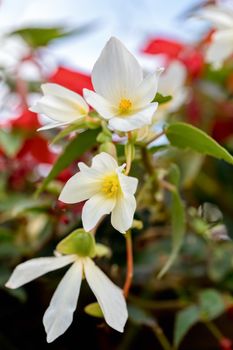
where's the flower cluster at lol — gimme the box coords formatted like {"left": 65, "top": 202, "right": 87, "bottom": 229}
{"left": 6, "top": 37, "right": 163, "bottom": 342}
{"left": 4, "top": 4, "right": 233, "bottom": 347}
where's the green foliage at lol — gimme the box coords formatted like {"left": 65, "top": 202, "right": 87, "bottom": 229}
{"left": 199, "top": 289, "right": 225, "bottom": 320}
{"left": 158, "top": 164, "right": 186, "bottom": 278}
{"left": 0, "top": 130, "right": 23, "bottom": 157}
{"left": 174, "top": 289, "right": 225, "bottom": 348}
{"left": 36, "top": 128, "right": 99, "bottom": 195}
{"left": 174, "top": 305, "right": 200, "bottom": 349}
{"left": 128, "top": 305, "right": 155, "bottom": 327}
{"left": 153, "top": 92, "right": 172, "bottom": 104}
{"left": 51, "top": 119, "right": 86, "bottom": 144}
{"left": 10, "top": 23, "right": 94, "bottom": 48}
{"left": 165, "top": 122, "right": 233, "bottom": 165}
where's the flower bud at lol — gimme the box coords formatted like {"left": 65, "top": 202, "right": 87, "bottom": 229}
{"left": 99, "top": 142, "right": 117, "bottom": 158}
{"left": 56, "top": 229, "right": 96, "bottom": 257}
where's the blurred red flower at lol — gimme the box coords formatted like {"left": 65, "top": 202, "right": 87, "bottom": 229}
{"left": 16, "top": 135, "right": 55, "bottom": 164}
{"left": 219, "top": 338, "right": 232, "bottom": 350}
{"left": 49, "top": 66, "right": 93, "bottom": 95}
{"left": 10, "top": 109, "right": 40, "bottom": 131}
{"left": 142, "top": 37, "right": 204, "bottom": 78}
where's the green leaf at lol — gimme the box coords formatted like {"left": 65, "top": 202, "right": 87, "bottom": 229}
{"left": 153, "top": 92, "right": 172, "bottom": 104}
{"left": 199, "top": 289, "right": 225, "bottom": 320}
{"left": 165, "top": 122, "right": 233, "bottom": 165}
{"left": 84, "top": 302, "right": 103, "bottom": 318}
{"left": 148, "top": 144, "right": 169, "bottom": 154}
{"left": 36, "top": 128, "right": 99, "bottom": 195}
{"left": 0, "top": 130, "right": 24, "bottom": 157}
{"left": 10, "top": 23, "right": 94, "bottom": 48}
{"left": 51, "top": 120, "right": 86, "bottom": 144}
{"left": 158, "top": 164, "right": 185, "bottom": 278}
{"left": 174, "top": 305, "right": 200, "bottom": 349}
{"left": 128, "top": 305, "right": 156, "bottom": 327}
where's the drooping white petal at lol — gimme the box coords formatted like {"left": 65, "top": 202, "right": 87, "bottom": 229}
{"left": 108, "top": 103, "right": 158, "bottom": 132}
{"left": 111, "top": 194, "right": 136, "bottom": 233}
{"left": 37, "top": 121, "right": 70, "bottom": 131}
{"left": 43, "top": 260, "right": 83, "bottom": 343}
{"left": 42, "top": 84, "right": 89, "bottom": 112}
{"left": 91, "top": 152, "right": 118, "bottom": 173}
{"left": 5, "top": 255, "right": 76, "bottom": 289}
{"left": 30, "top": 83, "right": 88, "bottom": 124}
{"left": 91, "top": 37, "right": 143, "bottom": 104}
{"left": 198, "top": 6, "right": 233, "bottom": 30}
{"left": 31, "top": 98, "right": 82, "bottom": 123}
{"left": 59, "top": 172, "right": 101, "bottom": 204}
{"left": 83, "top": 258, "right": 128, "bottom": 332}
{"left": 83, "top": 89, "right": 116, "bottom": 120}
{"left": 82, "top": 194, "right": 116, "bottom": 231}
{"left": 134, "top": 68, "right": 164, "bottom": 107}
{"left": 206, "top": 30, "right": 233, "bottom": 65}
{"left": 117, "top": 172, "right": 138, "bottom": 195}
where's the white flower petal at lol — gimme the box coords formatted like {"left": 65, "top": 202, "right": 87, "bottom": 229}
{"left": 43, "top": 260, "right": 83, "bottom": 343}
{"left": 91, "top": 152, "right": 118, "bottom": 172}
{"left": 199, "top": 5, "right": 233, "bottom": 30}
{"left": 82, "top": 194, "right": 116, "bottom": 231}
{"left": 83, "top": 258, "right": 128, "bottom": 332}
{"left": 158, "top": 61, "right": 187, "bottom": 96}
{"left": 92, "top": 37, "right": 143, "bottom": 104}
{"left": 134, "top": 68, "right": 164, "bottom": 107}
{"left": 5, "top": 255, "right": 76, "bottom": 289}
{"left": 42, "top": 84, "right": 89, "bottom": 112}
{"left": 59, "top": 172, "right": 101, "bottom": 204}
{"left": 78, "top": 162, "right": 102, "bottom": 177}
{"left": 31, "top": 98, "right": 83, "bottom": 123}
{"left": 167, "top": 88, "right": 189, "bottom": 113}
{"left": 30, "top": 83, "right": 88, "bottom": 125}
{"left": 83, "top": 89, "right": 116, "bottom": 120}
{"left": 108, "top": 103, "right": 158, "bottom": 132}
{"left": 206, "top": 30, "right": 233, "bottom": 65}
{"left": 111, "top": 194, "right": 136, "bottom": 233}
{"left": 37, "top": 121, "right": 70, "bottom": 131}
{"left": 118, "top": 172, "right": 138, "bottom": 195}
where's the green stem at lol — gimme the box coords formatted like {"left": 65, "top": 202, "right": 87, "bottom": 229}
{"left": 123, "top": 230, "right": 133, "bottom": 298}
{"left": 204, "top": 320, "right": 223, "bottom": 341}
{"left": 140, "top": 146, "right": 158, "bottom": 200}
{"left": 152, "top": 323, "right": 173, "bottom": 350}
{"left": 145, "top": 130, "right": 165, "bottom": 145}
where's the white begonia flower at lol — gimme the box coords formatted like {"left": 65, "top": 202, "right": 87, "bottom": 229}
{"left": 5, "top": 253, "right": 127, "bottom": 343}
{"left": 83, "top": 37, "right": 163, "bottom": 132}
{"left": 198, "top": 5, "right": 233, "bottom": 67}
{"left": 30, "top": 83, "right": 89, "bottom": 130}
{"left": 59, "top": 152, "right": 138, "bottom": 233}
{"left": 155, "top": 61, "right": 188, "bottom": 119}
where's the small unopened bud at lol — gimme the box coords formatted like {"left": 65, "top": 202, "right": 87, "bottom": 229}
{"left": 56, "top": 229, "right": 96, "bottom": 257}
{"left": 84, "top": 302, "right": 103, "bottom": 318}
{"left": 99, "top": 142, "right": 117, "bottom": 158}
{"left": 132, "top": 219, "right": 143, "bottom": 230}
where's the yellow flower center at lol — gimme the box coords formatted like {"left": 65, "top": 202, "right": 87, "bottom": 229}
{"left": 119, "top": 99, "right": 132, "bottom": 114}
{"left": 102, "top": 173, "right": 120, "bottom": 197}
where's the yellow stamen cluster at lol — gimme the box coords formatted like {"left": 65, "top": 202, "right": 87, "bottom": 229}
{"left": 119, "top": 99, "right": 132, "bottom": 114}
{"left": 102, "top": 173, "right": 120, "bottom": 197}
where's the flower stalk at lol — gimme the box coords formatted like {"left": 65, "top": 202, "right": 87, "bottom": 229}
{"left": 123, "top": 230, "right": 134, "bottom": 298}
